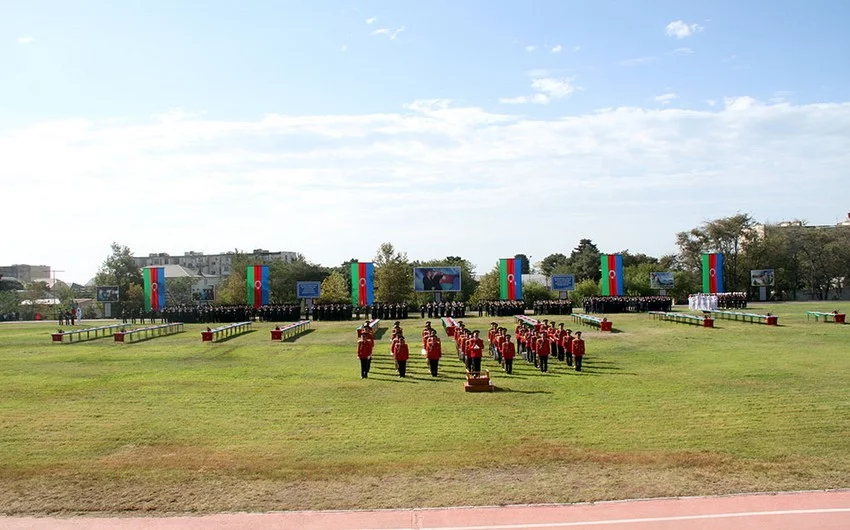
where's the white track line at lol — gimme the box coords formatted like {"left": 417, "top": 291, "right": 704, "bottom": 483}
{"left": 369, "top": 507, "right": 850, "bottom": 530}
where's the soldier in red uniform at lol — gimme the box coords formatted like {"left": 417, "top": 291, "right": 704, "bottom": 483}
{"left": 426, "top": 329, "right": 442, "bottom": 377}
{"left": 468, "top": 330, "right": 484, "bottom": 375}
{"left": 501, "top": 334, "right": 516, "bottom": 374}
{"left": 562, "top": 329, "right": 574, "bottom": 366}
{"left": 392, "top": 335, "right": 410, "bottom": 377}
{"left": 572, "top": 331, "right": 585, "bottom": 371}
{"left": 421, "top": 321, "right": 433, "bottom": 348}
{"left": 357, "top": 331, "right": 374, "bottom": 379}
{"left": 536, "top": 331, "right": 550, "bottom": 373}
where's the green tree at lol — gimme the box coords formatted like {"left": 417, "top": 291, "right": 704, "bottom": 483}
{"left": 166, "top": 277, "right": 195, "bottom": 305}
{"left": 94, "top": 242, "right": 143, "bottom": 313}
{"left": 470, "top": 264, "right": 500, "bottom": 305}
{"left": 522, "top": 282, "right": 553, "bottom": 305}
{"left": 374, "top": 243, "right": 413, "bottom": 303}
{"left": 567, "top": 239, "right": 602, "bottom": 282}
{"left": 538, "top": 253, "right": 568, "bottom": 277}
{"left": 319, "top": 271, "right": 350, "bottom": 303}
{"left": 269, "top": 254, "right": 327, "bottom": 303}
{"left": 569, "top": 278, "right": 599, "bottom": 305}
{"left": 125, "top": 283, "right": 145, "bottom": 313}
{"left": 623, "top": 263, "right": 658, "bottom": 296}
{"left": 676, "top": 213, "right": 757, "bottom": 292}
{"left": 217, "top": 251, "right": 252, "bottom": 305}
{"left": 0, "top": 290, "right": 21, "bottom": 317}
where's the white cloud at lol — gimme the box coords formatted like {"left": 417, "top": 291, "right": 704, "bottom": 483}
{"left": 341, "top": 44, "right": 348, "bottom": 52}
{"left": 17, "top": 36, "right": 35, "bottom": 44}
{"left": 724, "top": 96, "right": 758, "bottom": 111}
{"left": 524, "top": 45, "right": 536, "bottom": 52}
{"left": 551, "top": 44, "right": 563, "bottom": 53}
{"left": 500, "top": 75, "right": 577, "bottom": 105}
{"left": 655, "top": 93, "right": 678, "bottom": 104}
{"left": 671, "top": 47, "right": 694, "bottom": 55}
{"left": 371, "top": 26, "right": 405, "bottom": 40}
{"left": 531, "top": 78, "right": 576, "bottom": 99}
{"left": 706, "top": 99, "right": 717, "bottom": 107}
{"left": 665, "top": 20, "right": 703, "bottom": 39}
{"left": 620, "top": 56, "right": 656, "bottom": 66}
{"left": 365, "top": 17, "right": 376, "bottom": 24}
{"left": 2, "top": 98, "right": 848, "bottom": 284}
{"left": 573, "top": 45, "right": 582, "bottom": 52}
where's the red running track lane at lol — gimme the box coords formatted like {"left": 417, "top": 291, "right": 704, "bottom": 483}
{"left": 3, "top": 490, "right": 850, "bottom": 530}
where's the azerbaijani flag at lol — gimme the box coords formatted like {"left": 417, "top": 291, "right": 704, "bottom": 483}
{"left": 702, "top": 253, "right": 724, "bottom": 293}
{"left": 600, "top": 254, "right": 624, "bottom": 296}
{"left": 143, "top": 267, "right": 166, "bottom": 312}
{"left": 246, "top": 265, "right": 270, "bottom": 308}
{"left": 350, "top": 262, "right": 375, "bottom": 306}
{"left": 499, "top": 258, "right": 523, "bottom": 300}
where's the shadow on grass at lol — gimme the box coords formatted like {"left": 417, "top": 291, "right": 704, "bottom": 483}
{"left": 120, "top": 330, "right": 186, "bottom": 344}
{"left": 210, "top": 329, "right": 256, "bottom": 344}
{"left": 494, "top": 387, "right": 552, "bottom": 395}
{"left": 282, "top": 328, "right": 316, "bottom": 342}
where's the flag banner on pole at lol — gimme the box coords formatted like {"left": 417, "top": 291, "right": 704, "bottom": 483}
{"left": 499, "top": 258, "right": 523, "bottom": 300}
{"left": 246, "top": 265, "right": 269, "bottom": 308}
{"left": 702, "top": 253, "right": 724, "bottom": 293}
{"left": 143, "top": 267, "right": 166, "bottom": 312}
{"left": 350, "top": 262, "right": 375, "bottom": 306}
{"left": 600, "top": 254, "right": 624, "bottom": 296}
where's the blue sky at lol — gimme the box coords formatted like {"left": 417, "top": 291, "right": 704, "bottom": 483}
{"left": 2, "top": 1, "right": 849, "bottom": 283}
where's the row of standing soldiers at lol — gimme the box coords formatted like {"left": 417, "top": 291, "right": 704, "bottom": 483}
{"left": 477, "top": 300, "right": 526, "bottom": 317}
{"left": 511, "top": 320, "right": 585, "bottom": 372}
{"left": 309, "top": 303, "right": 352, "bottom": 321}
{"left": 582, "top": 296, "right": 672, "bottom": 314}
{"left": 533, "top": 299, "right": 573, "bottom": 315}
{"left": 717, "top": 293, "right": 748, "bottom": 309}
{"left": 160, "top": 304, "right": 300, "bottom": 324}
{"left": 356, "top": 321, "right": 443, "bottom": 379}
{"left": 419, "top": 301, "right": 466, "bottom": 319}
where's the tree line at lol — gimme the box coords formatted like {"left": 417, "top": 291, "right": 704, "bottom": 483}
{"left": 10, "top": 212, "right": 846, "bottom": 318}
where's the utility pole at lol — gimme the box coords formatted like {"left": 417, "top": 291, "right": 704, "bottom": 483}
{"left": 51, "top": 269, "right": 65, "bottom": 321}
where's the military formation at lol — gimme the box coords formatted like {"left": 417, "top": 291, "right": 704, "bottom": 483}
{"left": 357, "top": 316, "right": 588, "bottom": 381}
{"left": 532, "top": 299, "right": 573, "bottom": 315}
{"left": 308, "top": 303, "right": 353, "bottom": 321}
{"left": 582, "top": 296, "right": 673, "bottom": 313}
{"left": 418, "top": 301, "right": 466, "bottom": 319}
{"left": 476, "top": 300, "right": 526, "bottom": 317}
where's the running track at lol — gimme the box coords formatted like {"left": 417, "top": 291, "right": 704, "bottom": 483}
{"left": 3, "top": 490, "right": 849, "bottom": 529}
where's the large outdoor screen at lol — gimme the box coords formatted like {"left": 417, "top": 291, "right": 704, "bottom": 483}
{"left": 96, "top": 286, "right": 120, "bottom": 302}
{"left": 413, "top": 267, "right": 462, "bottom": 292}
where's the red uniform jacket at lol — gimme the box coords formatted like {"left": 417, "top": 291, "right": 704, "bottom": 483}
{"left": 536, "top": 337, "right": 550, "bottom": 356}
{"left": 357, "top": 338, "right": 374, "bottom": 359}
{"left": 501, "top": 342, "right": 516, "bottom": 360}
{"left": 572, "top": 338, "right": 585, "bottom": 357}
{"left": 426, "top": 338, "right": 442, "bottom": 360}
{"left": 562, "top": 335, "right": 573, "bottom": 353}
{"left": 392, "top": 342, "right": 409, "bottom": 361}
{"left": 468, "top": 338, "right": 484, "bottom": 358}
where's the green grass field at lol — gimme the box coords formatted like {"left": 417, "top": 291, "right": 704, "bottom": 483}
{"left": 1, "top": 302, "right": 849, "bottom": 515}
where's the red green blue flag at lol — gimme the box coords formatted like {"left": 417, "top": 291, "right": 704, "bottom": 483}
{"left": 143, "top": 267, "right": 166, "bottom": 312}
{"left": 351, "top": 262, "right": 375, "bottom": 306}
{"left": 246, "top": 265, "right": 269, "bottom": 308}
{"left": 600, "top": 254, "right": 624, "bottom": 296}
{"left": 499, "top": 258, "right": 523, "bottom": 300}
{"left": 702, "top": 253, "right": 724, "bottom": 293}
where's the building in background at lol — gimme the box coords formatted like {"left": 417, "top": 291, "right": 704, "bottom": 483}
{"left": 133, "top": 249, "right": 296, "bottom": 278}
{"left": 0, "top": 264, "right": 51, "bottom": 283}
